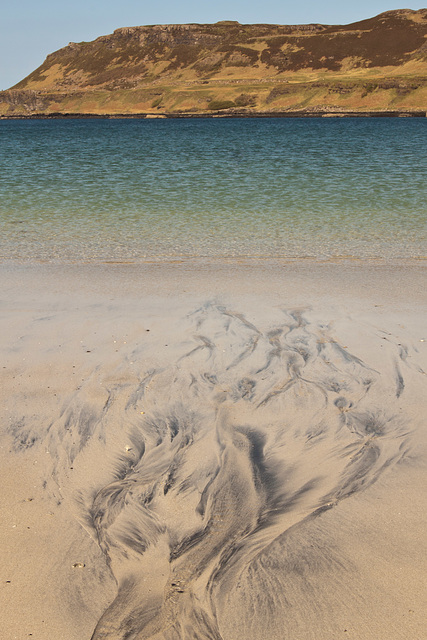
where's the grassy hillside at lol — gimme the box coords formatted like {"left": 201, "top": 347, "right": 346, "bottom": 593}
{"left": 1, "top": 9, "right": 427, "bottom": 116}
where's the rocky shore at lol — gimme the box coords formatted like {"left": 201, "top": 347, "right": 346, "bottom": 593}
{"left": 2, "top": 109, "right": 426, "bottom": 119}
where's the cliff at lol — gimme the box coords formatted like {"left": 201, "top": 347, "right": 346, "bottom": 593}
{"left": 1, "top": 9, "right": 427, "bottom": 116}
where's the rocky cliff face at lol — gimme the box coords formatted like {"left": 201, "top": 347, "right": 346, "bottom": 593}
{"left": 2, "top": 9, "right": 427, "bottom": 115}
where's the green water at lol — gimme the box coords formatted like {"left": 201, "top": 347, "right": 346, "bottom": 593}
{"left": 0, "top": 117, "right": 426, "bottom": 262}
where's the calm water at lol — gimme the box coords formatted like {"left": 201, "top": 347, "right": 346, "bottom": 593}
{"left": 0, "top": 118, "right": 426, "bottom": 262}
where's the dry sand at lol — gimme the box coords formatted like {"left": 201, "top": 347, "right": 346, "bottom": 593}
{"left": 0, "top": 261, "right": 426, "bottom": 640}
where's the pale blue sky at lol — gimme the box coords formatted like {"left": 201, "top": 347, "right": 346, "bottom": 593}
{"left": 1, "top": 1, "right": 425, "bottom": 90}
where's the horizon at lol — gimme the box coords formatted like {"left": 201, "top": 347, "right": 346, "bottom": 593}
{"left": 1, "top": 2, "right": 426, "bottom": 90}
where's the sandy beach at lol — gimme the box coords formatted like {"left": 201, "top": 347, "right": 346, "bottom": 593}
{"left": 1, "top": 260, "right": 426, "bottom": 640}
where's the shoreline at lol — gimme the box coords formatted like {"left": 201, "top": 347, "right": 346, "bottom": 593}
{"left": 2, "top": 255, "right": 427, "bottom": 271}
{"left": 1, "top": 258, "right": 426, "bottom": 314}
{"left": 1, "top": 109, "right": 427, "bottom": 120}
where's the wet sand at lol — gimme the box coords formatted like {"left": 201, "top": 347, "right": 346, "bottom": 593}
{"left": 0, "top": 261, "right": 426, "bottom": 640}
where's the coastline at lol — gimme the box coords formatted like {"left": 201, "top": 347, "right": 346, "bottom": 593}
{"left": 1, "top": 108, "right": 427, "bottom": 119}
{"left": 1, "top": 260, "right": 426, "bottom": 639}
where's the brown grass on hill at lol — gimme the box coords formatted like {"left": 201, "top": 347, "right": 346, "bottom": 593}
{"left": 2, "top": 10, "right": 427, "bottom": 115}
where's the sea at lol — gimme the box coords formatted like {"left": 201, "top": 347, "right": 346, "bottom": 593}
{"left": 0, "top": 117, "right": 426, "bottom": 263}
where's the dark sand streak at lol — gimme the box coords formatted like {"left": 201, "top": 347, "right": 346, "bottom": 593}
{"left": 3, "top": 298, "right": 423, "bottom": 640}
{"left": 69, "top": 304, "right": 414, "bottom": 640}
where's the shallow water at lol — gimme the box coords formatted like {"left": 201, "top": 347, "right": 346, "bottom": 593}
{"left": 0, "top": 117, "right": 426, "bottom": 262}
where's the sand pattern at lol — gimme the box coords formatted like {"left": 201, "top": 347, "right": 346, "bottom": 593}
{"left": 7, "top": 301, "right": 420, "bottom": 639}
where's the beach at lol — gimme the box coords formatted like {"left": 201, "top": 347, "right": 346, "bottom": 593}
{"left": 1, "top": 260, "right": 426, "bottom": 639}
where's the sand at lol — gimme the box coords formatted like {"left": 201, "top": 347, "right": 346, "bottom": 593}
{"left": 0, "top": 261, "right": 426, "bottom": 640}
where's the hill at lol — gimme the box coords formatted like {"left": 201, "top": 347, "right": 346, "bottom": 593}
{"left": 1, "top": 9, "right": 427, "bottom": 116}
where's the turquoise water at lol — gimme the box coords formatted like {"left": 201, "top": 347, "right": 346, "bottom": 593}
{"left": 0, "top": 118, "right": 426, "bottom": 262}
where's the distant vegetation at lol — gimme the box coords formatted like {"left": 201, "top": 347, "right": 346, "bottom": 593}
{"left": 208, "top": 100, "right": 236, "bottom": 110}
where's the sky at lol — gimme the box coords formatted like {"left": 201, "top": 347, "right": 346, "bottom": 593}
{"left": 1, "top": 1, "right": 425, "bottom": 90}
